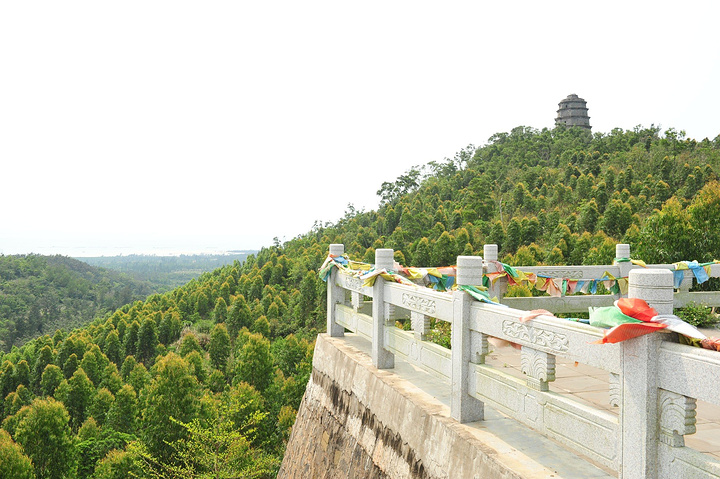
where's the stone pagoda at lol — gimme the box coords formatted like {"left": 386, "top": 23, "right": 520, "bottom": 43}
{"left": 555, "top": 94, "right": 591, "bottom": 131}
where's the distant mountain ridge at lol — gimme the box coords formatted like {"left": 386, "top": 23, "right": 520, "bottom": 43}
{"left": 78, "top": 252, "right": 256, "bottom": 292}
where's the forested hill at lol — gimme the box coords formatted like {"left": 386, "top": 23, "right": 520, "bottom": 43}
{"left": 0, "top": 255, "right": 156, "bottom": 351}
{"left": 1, "top": 125, "right": 719, "bottom": 478}
{"left": 351, "top": 125, "right": 720, "bottom": 268}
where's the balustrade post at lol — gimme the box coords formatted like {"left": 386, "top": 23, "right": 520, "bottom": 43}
{"left": 610, "top": 246, "right": 632, "bottom": 407}
{"left": 372, "top": 248, "right": 395, "bottom": 369}
{"left": 615, "top": 244, "right": 633, "bottom": 297}
{"left": 483, "top": 244, "right": 506, "bottom": 302}
{"left": 621, "top": 269, "right": 674, "bottom": 479}
{"left": 677, "top": 273, "right": 693, "bottom": 293}
{"left": 326, "top": 244, "right": 346, "bottom": 337}
{"left": 451, "top": 255, "right": 484, "bottom": 423}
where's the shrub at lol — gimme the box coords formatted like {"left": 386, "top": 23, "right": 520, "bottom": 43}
{"left": 676, "top": 303, "right": 719, "bottom": 328}
{"left": 426, "top": 319, "right": 451, "bottom": 349}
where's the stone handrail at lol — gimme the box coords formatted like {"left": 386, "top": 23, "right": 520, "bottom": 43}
{"left": 325, "top": 243, "right": 720, "bottom": 478}
{"left": 485, "top": 243, "right": 720, "bottom": 313}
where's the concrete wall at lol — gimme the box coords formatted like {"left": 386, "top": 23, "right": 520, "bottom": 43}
{"left": 278, "top": 334, "right": 552, "bottom": 479}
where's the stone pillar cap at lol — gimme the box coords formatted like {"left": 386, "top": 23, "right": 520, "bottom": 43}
{"left": 457, "top": 255, "right": 483, "bottom": 286}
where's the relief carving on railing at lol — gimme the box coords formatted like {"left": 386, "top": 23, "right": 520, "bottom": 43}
{"left": 351, "top": 291, "right": 362, "bottom": 311}
{"left": 659, "top": 389, "right": 697, "bottom": 447}
{"left": 410, "top": 310, "right": 430, "bottom": 340}
{"left": 521, "top": 347, "right": 556, "bottom": 391}
{"left": 471, "top": 331, "right": 489, "bottom": 364}
{"left": 343, "top": 275, "right": 363, "bottom": 291}
{"left": 534, "top": 270, "right": 584, "bottom": 279}
{"left": 502, "top": 321, "right": 569, "bottom": 352}
{"left": 609, "top": 373, "right": 621, "bottom": 407}
{"left": 402, "top": 293, "right": 436, "bottom": 315}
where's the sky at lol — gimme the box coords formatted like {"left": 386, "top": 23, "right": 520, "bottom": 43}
{"left": 1, "top": 1, "right": 719, "bottom": 256}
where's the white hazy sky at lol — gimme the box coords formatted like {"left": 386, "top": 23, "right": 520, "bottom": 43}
{"left": 1, "top": 1, "right": 719, "bottom": 256}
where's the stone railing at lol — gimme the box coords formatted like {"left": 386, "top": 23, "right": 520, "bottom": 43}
{"left": 484, "top": 243, "right": 720, "bottom": 313}
{"left": 324, "top": 244, "right": 720, "bottom": 478}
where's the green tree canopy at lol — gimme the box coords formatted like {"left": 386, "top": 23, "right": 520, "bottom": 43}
{"left": 66, "top": 367, "right": 95, "bottom": 431}
{"left": 234, "top": 333, "right": 273, "bottom": 393}
{"left": 209, "top": 323, "right": 231, "bottom": 371}
{"left": 0, "top": 429, "right": 34, "bottom": 479}
{"left": 40, "top": 364, "right": 64, "bottom": 397}
{"left": 14, "top": 397, "right": 76, "bottom": 479}
{"left": 141, "top": 352, "right": 201, "bottom": 463}
{"left": 106, "top": 384, "right": 137, "bottom": 434}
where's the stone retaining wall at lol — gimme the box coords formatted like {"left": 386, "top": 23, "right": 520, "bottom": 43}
{"left": 278, "top": 335, "right": 531, "bottom": 479}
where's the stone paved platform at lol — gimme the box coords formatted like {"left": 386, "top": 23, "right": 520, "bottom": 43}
{"left": 340, "top": 326, "right": 720, "bottom": 477}
{"left": 340, "top": 333, "right": 615, "bottom": 478}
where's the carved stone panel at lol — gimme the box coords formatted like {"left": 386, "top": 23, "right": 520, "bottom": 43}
{"left": 502, "top": 321, "right": 569, "bottom": 353}
{"left": 521, "top": 347, "right": 556, "bottom": 392}
{"left": 343, "top": 275, "right": 363, "bottom": 292}
{"left": 658, "top": 389, "right": 697, "bottom": 447}
{"left": 384, "top": 303, "right": 398, "bottom": 323}
{"left": 470, "top": 331, "right": 489, "bottom": 364}
{"left": 351, "top": 291, "right": 362, "bottom": 311}
{"left": 535, "top": 270, "right": 584, "bottom": 279}
{"left": 401, "top": 293, "right": 437, "bottom": 315}
{"left": 410, "top": 310, "right": 430, "bottom": 340}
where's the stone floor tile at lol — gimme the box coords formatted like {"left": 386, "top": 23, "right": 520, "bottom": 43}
{"left": 685, "top": 423, "right": 720, "bottom": 459}
{"left": 552, "top": 375, "right": 608, "bottom": 393}
{"left": 569, "top": 391, "right": 617, "bottom": 415}
{"left": 697, "top": 399, "right": 720, "bottom": 422}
